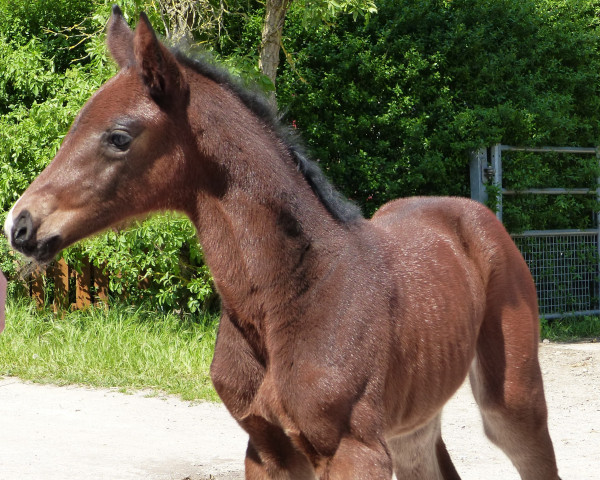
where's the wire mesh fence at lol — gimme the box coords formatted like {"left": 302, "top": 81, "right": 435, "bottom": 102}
{"left": 471, "top": 144, "right": 600, "bottom": 318}
{"left": 512, "top": 231, "right": 600, "bottom": 318}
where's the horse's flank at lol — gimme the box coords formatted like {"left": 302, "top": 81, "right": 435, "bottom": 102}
{"left": 4, "top": 7, "right": 560, "bottom": 479}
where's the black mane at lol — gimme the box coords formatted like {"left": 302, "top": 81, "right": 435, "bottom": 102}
{"left": 173, "top": 51, "right": 363, "bottom": 224}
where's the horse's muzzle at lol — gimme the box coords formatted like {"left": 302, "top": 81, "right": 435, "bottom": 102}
{"left": 6, "top": 209, "right": 62, "bottom": 263}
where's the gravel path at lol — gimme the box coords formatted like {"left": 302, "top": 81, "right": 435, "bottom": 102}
{"left": 1, "top": 342, "right": 598, "bottom": 479}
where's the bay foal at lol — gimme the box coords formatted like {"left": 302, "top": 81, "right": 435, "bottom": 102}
{"left": 5, "top": 7, "right": 560, "bottom": 479}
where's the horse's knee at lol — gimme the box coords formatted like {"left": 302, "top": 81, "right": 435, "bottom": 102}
{"left": 242, "top": 416, "right": 316, "bottom": 480}
{"left": 320, "top": 437, "right": 392, "bottom": 480}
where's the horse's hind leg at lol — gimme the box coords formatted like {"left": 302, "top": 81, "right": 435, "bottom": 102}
{"left": 471, "top": 293, "right": 560, "bottom": 479}
{"left": 388, "top": 413, "right": 461, "bottom": 480}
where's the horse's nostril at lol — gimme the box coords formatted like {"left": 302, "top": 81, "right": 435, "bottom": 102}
{"left": 11, "top": 210, "right": 34, "bottom": 247}
{"left": 15, "top": 226, "right": 28, "bottom": 241}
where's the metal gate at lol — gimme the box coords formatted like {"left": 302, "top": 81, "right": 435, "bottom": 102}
{"left": 470, "top": 144, "right": 600, "bottom": 318}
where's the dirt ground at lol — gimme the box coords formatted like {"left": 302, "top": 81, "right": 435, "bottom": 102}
{"left": 0, "top": 341, "right": 598, "bottom": 480}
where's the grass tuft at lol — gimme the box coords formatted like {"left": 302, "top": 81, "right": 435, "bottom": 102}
{"left": 0, "top": 297, "right": 220, "bottom": 401}
{"left": 541, "top": 315, "right": 600, "bottom": 342}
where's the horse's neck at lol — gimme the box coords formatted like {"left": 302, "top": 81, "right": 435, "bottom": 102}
{"left": 195, "top": 192, "right": 346, "bottom": 319}
{"left": 184, "top": 79, "right": 353, "bottom": 326}
{"left": 193, "top": 177, "right": 352, "bottom": 337}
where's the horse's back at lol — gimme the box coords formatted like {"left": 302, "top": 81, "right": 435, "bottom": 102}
{"left": 372, "top": 196, "right": 506, "bottom": 247}
{"left": 371, "top": 196, "right": 532, "bottom": 292}
{"left": 371, "top": 195, "right": 538, "bottom": 325}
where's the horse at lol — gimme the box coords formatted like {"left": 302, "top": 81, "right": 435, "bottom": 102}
{"left": 4, "top": 6, "right": 560, "bottom": 479}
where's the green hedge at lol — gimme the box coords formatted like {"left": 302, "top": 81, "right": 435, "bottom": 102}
{"left": 0, "top": 1, "right": 215, "bottom": 312}
{"left": 276, "top": 0, "right": 600, "bottom": 217}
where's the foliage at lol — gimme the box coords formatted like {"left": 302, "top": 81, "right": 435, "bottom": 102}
{"left": 0, "top": 0, "right": 215, "bottom": 312}
{"left": 0, "top": 1, "right": 114, "bottom": 289}
{"left": 293, "top": 0, "right": 377, "bottom": 26}
{"left": 152, "top": 0, "right": 229, "bottom": 43}
{"left": 75, "top": 213, "right": 216, "bottom": 313}
{"left": 541, "top": 314, "right": 600, "bottom": 342}
{"left": 276, "top": 0, "right": 600, "bottom": 217}
{"left": 0, "top": 0, "right": 97, "bottom": 71}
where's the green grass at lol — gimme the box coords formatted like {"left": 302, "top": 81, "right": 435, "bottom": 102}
{"left": 0, "top": 297, "right": 220, "bottom": 401}
{"left": 2, "top": 296, "right": 598, "bottom": 401}
{"left": 541, "top": 315, "right": 600, "bottom": 342}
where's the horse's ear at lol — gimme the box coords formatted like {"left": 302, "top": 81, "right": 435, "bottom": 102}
{"left": 107, "top": 5, "right": 134, "bottom": 69}
{"left": 133, "top": 12, "right": 187, "bottom": 107}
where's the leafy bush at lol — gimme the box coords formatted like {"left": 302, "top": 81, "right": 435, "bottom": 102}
{"left": 75, "top": 214, "right": 216, "bottom": 313}
{"left": 0, "top": 1, "right": 215, "bottom": 312}
{"left": 276, "top": 0, "right": 600, "bottom": 217}
{"left": 0, "top": 0, "right": 96, "bottom": 71}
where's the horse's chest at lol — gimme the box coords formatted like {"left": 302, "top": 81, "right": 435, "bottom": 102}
{"left": 239, "top": 370, "right": 343, "bottom": 462}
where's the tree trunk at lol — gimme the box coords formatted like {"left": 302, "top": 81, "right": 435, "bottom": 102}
{"left": 259, "top": 0, "right": 291, "bottom": 108}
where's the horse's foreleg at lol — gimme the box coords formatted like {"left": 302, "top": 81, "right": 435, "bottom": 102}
{"left": 318, "top": 436, "right": 393, "bottom": 480}
{"left": 212, "top": 318, "right": 316, "bottom": 479}
{"left": 242, "top": 415, "right": 316, "bottom": 480}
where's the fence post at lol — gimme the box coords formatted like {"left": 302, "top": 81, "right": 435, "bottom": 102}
{"left": 491, "top": 144, "right": 503, "bottom": 221}
{"left": 596, "top": 147, "right": 600, "bottom": 308}
{"left": 469, "top": 148, "right": 488, "bottom": 204}
{"left": 30, "top": 266, "right": 45, "bottom": 307}
{"left": 75, "top": 258, "right": 92, "bottom": 309}
{"left": 48, "top": 259, "right": 69, "bottom": 312}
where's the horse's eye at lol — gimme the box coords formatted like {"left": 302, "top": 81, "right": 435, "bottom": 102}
{"left": 109, "top": 130, "right": 132, "bottom": 151}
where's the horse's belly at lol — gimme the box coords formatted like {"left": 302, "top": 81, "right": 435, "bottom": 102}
{"left": 382, "top": 257, "right": 484, "bottom": 436}
{"left": 383, "top": 341, "right": 476, "bottom": 438}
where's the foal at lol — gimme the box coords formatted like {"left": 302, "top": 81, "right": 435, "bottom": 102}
{"left": 5, "top": 7, "right": 560, "bottom": 479}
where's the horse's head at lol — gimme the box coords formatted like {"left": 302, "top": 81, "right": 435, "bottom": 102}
{"left": 4, "top": 6, "right": 196, "bottom": 263}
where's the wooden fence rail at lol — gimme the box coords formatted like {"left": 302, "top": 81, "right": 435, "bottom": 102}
{"left": 30, "top": 258, "right": 109, "bottom": 311}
